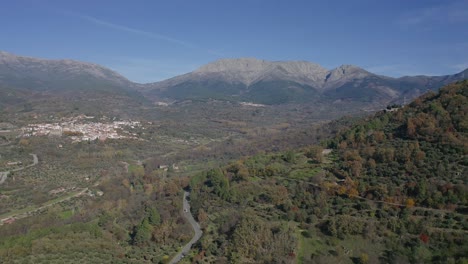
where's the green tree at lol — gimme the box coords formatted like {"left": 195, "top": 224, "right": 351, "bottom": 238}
{"left": 133, "top": 219, "right": 152, "bottom": 245}
{"left": 147, "top": 206, "right": 161, "bottom": 226}
{"left": 207, "top": 169, "right": 231, "bottom": 200}
{"left": 305, "top": 146, "right": 323, "bottom": 163}
{"left": 282, "top": 150, "right": 297, "bottom": 163}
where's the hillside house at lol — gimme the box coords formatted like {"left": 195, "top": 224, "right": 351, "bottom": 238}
{"left": 6, "top": 161, "right": 22, "bottom": 166}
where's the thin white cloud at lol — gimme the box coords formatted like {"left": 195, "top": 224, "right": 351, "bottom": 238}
{"left": 76, "top": 13, "right": 195, "bottom": 48}
{"left": 396, "top": 0, "right": 468, "bottom": 27}
{"left": 59, "top": 10, "right": 224, "bottom": 56}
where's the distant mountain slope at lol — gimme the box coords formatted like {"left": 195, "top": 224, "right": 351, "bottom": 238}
{"left": 0, "top": 51, "right": 134, "bottom": 90}
{"left": 1, "top": 51, "right": 466, "bottom": 115}
{"left": 143, "top": 58, "right": 468, "bottom": 106}
{"left": 0, "top": 51, "right": 146, "bottom": 115}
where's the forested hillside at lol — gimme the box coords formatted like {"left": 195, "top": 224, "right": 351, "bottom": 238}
{"left": 186, "top": 81, "right": 468, "bottom": 264}
{"left": 327, "top": 80, "right": 467, "bottom": 210}
{"left": 0, "top": 137, "right": 194, "bottom": 263}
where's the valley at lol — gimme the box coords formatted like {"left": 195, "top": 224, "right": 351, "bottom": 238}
{"left": 0, "top": 51, "right": 466, "bottom": 264}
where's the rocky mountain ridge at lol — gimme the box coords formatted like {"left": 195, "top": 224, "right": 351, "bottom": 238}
{"left": 1, "top": 51, "right": 467, "bottom": 107}
{"left": 0, "top": 51, "right": 144, "bottom": 115}
{"left": 147, "top": 58, "right": 376, "bottom": 91}
{"left": 194, "top": 58, "right": 329, "bottom": 86}
{"left": 144, "top": 58, "right": 467, "bottom": 105}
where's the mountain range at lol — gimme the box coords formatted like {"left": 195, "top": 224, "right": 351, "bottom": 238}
{"left": 0, "top": 51, "right": 467, "bottom": 112}
{"left": 0, "top": 51, "right": 144, "bottom": 115}
{"left": 143, "top": 58, "right": 468, "bottom": 105}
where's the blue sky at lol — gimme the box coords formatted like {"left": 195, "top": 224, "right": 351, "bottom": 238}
{"left": 1, "top": 0, "right": 467, "bottom": 83}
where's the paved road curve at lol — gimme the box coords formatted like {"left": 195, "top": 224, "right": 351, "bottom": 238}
{"left": 0, "top": 171, "right": 9, "bottom": 185}
{"left": 169, "top": 191, "right": 203, "bottom": 264}
{"left": 0, "top": 154, "right": 38, "bottom": 184}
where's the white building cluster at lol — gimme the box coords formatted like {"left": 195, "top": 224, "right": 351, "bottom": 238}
{"left": 20, "top": 115, "right": 141, "bottom": 143}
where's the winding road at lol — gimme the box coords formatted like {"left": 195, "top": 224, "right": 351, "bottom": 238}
{"left": 0, "top": 154, "right": 38, "bottom": 184}
{"left": 169, "top": 191, "right": 203, "bottom": 264}
{"left": 0, "top": 171, "right": 8, "bottom": 185}
{"left": 0, "top": 187, "right": 88, "bottom": 225}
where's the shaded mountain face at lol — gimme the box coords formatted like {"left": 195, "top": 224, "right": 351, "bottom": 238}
{"left": 143, "top": 58, "right": 468, "bottom": 106}
{"left": 0, "top": 51, "right": 146, "bottom": 115}
{"left": 0, "top": 51, "right": 135, "bottom": 91}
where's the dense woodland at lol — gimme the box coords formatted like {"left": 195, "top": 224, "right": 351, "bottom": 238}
{"left": 0, "top": 148, "right": 193, "bottom": 263}
{"left": 327, "top": 81, "right": 467, "bottom": 211}
{"left": 187, "top": 81, "right": 468, "bottom": 263}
